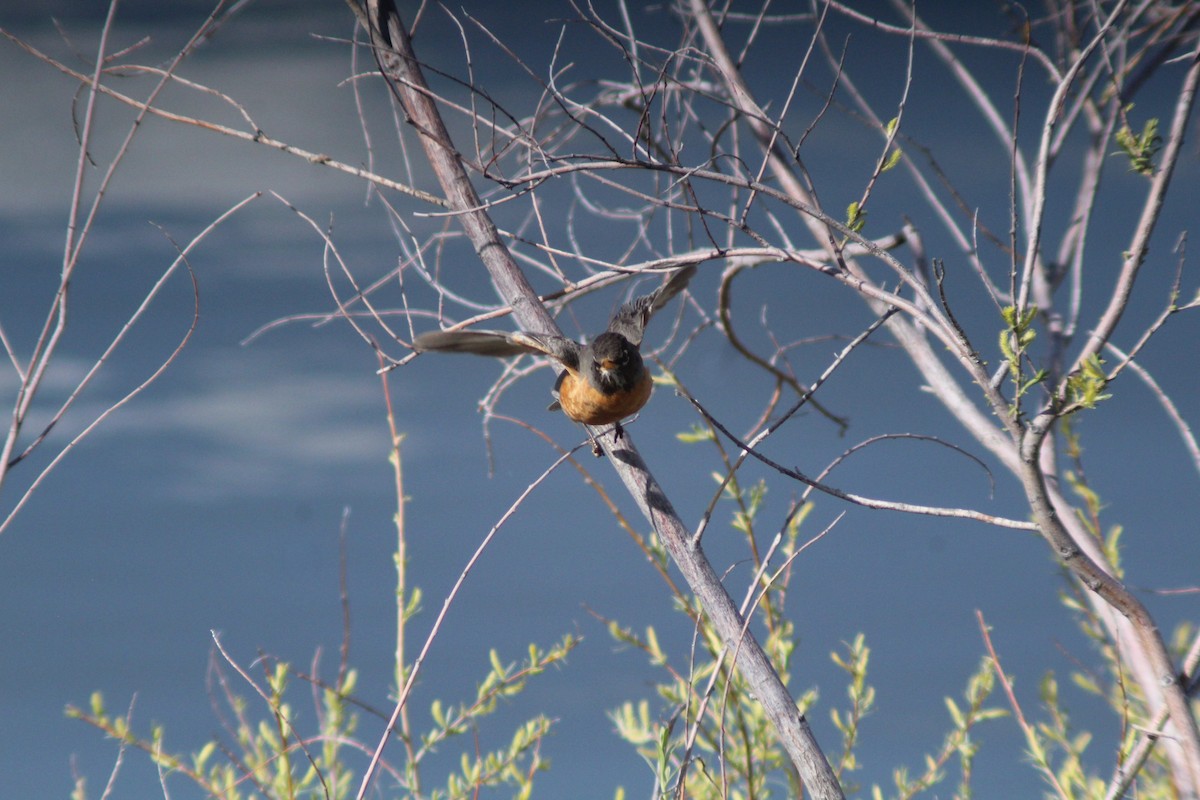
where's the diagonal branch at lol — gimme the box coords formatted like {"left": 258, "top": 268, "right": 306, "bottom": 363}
{"left": 1068, "top": 33, "right": 1200, "bottom": 389}
{"left": 358, "top": 1, "right": 845, "bottom": 798}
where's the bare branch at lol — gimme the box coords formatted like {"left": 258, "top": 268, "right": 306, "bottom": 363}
{"left": 361, "top": 1, "right": 846, "bottom": 795}
{"left": 1068, "top": 32, "right": 1200, "bottom": 386}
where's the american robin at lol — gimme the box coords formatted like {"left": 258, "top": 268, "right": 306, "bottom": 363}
{"left": 413, "top": 266, "right": 696, "bottom": 450}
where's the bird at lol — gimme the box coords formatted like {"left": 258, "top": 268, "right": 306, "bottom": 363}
{"left": 412, "top": 266, "right": 696, "bottom": 452}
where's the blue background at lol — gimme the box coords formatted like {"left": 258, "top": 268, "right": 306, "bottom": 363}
{"left": 2, "top": 1, "right": 1198, "bottom": 797}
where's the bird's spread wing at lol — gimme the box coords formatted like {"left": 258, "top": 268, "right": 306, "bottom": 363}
{"left": 413, "top": 329, "right": 582, "bottom": 371}
{"left": 606, "top": 264, "right": 697, "bottom": 345}
{"left": 412, "top": 330, "right": 541, "bottom": 356}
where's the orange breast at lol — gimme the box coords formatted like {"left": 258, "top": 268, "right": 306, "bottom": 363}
{"left": 557, "top": 370, "right": 653, "bottom": 425}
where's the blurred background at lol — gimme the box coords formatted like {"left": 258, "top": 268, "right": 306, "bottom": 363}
{"left": 2, "top": 1, "right": 1198, "bottom": 796}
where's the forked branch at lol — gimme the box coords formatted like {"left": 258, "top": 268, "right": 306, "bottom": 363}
{"left": 356, "top": 1, "right": 845, "bottom": 797}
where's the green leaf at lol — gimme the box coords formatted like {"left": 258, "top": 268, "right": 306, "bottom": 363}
{"left": 845, "top": 201, "right": 867, "bottom": 233}
{"left": 945, "top": 697, "right": 965, "bottom": 728}
{"left": 193, "top": 741, "right": 217, "bottom": 772}
{"left": 489, "top": 648, "right": 506, "bottom": 677}
{"left": 1017, "top": 369, "right": 1047, "bottom": 398}
{"left": 431, "top": 699, "right": 446, "bottom": 727}
{"left": 676, "top": 424, "right": 714, "bottom": 443}
{"left": 1113, "top": 116, "right": 1161, "bottom": 175}
{"left": 1071, "top": 671, "right": 1102, "bottom": 696}
{"left": 1066, "top": 354, "right": 1111, "bottom": 409}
